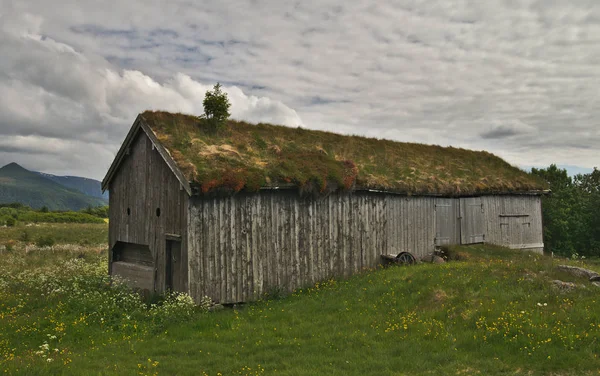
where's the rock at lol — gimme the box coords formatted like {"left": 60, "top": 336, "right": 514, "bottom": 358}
{"left": 208, "top": 304, "right": 225, "bottom": 312}
{"left": 593, "top": 282, "right": 600, "bottom": 288}
{"left": 551, "top": 280, "right": 577, "bottom": 291}
{"left": 421, "top": 254, "right": 445, "bottom": 264}
{"left": 590, "top": 275, "right": 600, "bottom": 282}
{"left": 556, "top": 265, "right": 599, "bottom": 280}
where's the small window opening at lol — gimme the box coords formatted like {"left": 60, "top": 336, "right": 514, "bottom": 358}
{"left": 156, "top": 208, "right": 161, "bottom": 217}
{"left": 127, "top": 208, "right": 131, "bottom": 216}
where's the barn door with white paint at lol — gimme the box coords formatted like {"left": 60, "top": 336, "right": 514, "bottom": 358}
{"left": 460, "top": 197, "right": 485, "bottom": 244}
{"left": 434, "top": 198, "right": 460, "bottom": 246}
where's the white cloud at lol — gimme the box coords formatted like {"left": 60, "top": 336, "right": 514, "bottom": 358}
{"left": 0, "top": 135, "right": 116, "bottom": 178}
{"left": 0, "top": 8, "right": 303, "bottom": 178}
{"left": 0, "top": 0, "right": 599, "bottom": 179}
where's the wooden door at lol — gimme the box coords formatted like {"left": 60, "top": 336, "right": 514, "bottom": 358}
{"left": 459, "top": 197, "right": 485, "bottom": 244}
{"left": 434, "top": 198, "right": 460, "bottom": 246}
{"left": 165, "top": 240, "right": 181, "bottom": 291}
{"left": 111, "top": 242, "right": 154, "bottom": 292}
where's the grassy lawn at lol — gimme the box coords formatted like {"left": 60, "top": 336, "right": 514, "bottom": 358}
{"left": 1, "top": 226, "right": 600, "bottom": 375}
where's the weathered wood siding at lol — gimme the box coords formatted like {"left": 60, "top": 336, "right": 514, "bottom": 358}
{"left": 481, "top": 195, "right": 544, "bottom": 253}
{"left": 187, "top": 191, "right": 437, "bottom": 304}
{"left": 187, "top": 191, "right": 543, "bottom": 304}
{"left": 108, "top": 131, "right": 189, "bottom": 293}
{"left": 460, "top": 197, "right": 486, "bottom": 244}
{"left": 112, "top": 262, "right": 154, "bottom": 291}
{"left": 434, "top": 198, "right": 460, "bottom": 245}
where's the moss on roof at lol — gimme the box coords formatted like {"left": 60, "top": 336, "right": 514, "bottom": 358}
{"left": 141, "top": 111, "right": 547, "bottom": 196}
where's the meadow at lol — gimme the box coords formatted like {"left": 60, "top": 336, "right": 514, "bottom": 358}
{"left": 1, "top": 223, "right": 600, "bottom": 375}
{"left": 0, "top": 204, "right": 108, "bottom": 227}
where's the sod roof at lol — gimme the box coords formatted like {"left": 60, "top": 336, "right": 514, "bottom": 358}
{"left": 140, "top": 111, "right": 547, "bottom": 196}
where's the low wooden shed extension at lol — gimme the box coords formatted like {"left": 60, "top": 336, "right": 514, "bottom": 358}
{"left": 102, "top": 111, "right": 548, "bottom": 304}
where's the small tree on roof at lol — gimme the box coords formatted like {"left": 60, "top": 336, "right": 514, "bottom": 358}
{"left": 202, "top": 83, "right": 231, "bottom": 131}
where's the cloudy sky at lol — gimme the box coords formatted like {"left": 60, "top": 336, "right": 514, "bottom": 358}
{"left": 0, "top": 0, "right": 598, "bottom": 180}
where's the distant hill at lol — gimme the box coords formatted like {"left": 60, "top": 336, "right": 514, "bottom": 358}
{"left": 0, "top": 163, "right": 108, "bottom": 211}
{"left": 37, "top": 172, "right": 108, "bottom": 200}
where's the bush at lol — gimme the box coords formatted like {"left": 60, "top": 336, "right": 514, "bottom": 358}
{"left": 0, "top": 207, "right": 18, "bottom": 218}
{"left": 3, "top": 240, "right": 15, "bottom": 252}
{"left": 18, "top": 211, "right": 105, "bottom": 224}
{"left": 263, "top": 285, "right": 288, "bottom": 301}
{"left": 5, "top": 217, "right": 15, "bottom": 227}
{"left": 19, "top": 230, "right": 31, "bottom": 242}
{"left": 0, "top": 202, "right": 29, "bottom": 209}
{"left": 36, "top": 235, "right": 56, "bottom": 248}
{"left": 148, "top": 291, "right": 196, "bottom": 329}
{"left": 81, "top": 205, "right": 109, "bottom": 218}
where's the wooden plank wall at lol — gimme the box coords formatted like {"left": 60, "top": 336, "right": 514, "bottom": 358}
{"left": 187, "top": 191, "right": 437, "bottom": 304}
{"left": 108, "top": 131, "right": 189, "bottom": 293}
{"left": 112, "top": 262, "right": 154, "bottom": 291}
{"left": 434, "top": 198, "right": 460, "bottom": 245}
{"left": 460, "top": 197, "right": 486, "bottom": 244}
{"left": 482, "top": 195, "right": 544, "bottom": 253}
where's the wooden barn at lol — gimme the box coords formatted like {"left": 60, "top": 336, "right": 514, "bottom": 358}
{"left": 102, "top": 111, "right": 548, "bottom": 304}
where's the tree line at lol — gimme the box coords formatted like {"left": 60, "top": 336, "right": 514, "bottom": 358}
{"left": 531, "top": 165, "right": 600, "bottom": 258}
{"left": 0, "top": 203, "right": 108, "bottom": 226}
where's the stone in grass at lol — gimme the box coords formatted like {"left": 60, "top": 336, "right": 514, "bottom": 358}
{"left": 556, "top": 265, "right": 600, "bottom": 280}
{"left": 551, "top": 280, "right": 578, "bottom": 291}
{"left": 590, "top": 275, "right": 600, "bottom": 282}
{"left": 421, "top": 254, "right": 446, "bottom": 264}
{"left": 208, "top": 304, "right": 225, "bottom": 312}
{"left": 593, "top": 282, "right": 600, "bottom": 288}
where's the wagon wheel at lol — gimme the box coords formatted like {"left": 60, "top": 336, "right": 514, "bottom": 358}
{"left": 396, "top": 252, "right": 416, "bottom": 265}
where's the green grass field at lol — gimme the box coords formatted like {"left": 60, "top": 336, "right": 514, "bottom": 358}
{"left": 0, "top": 223, "right": 108, "bottom": 245}
{"left": 1, "top": 224, "right": 600, "bottom": 375}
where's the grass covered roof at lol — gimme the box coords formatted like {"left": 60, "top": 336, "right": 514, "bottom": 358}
{"left": 141, "top": 111, "right": 547, "bottom": 196}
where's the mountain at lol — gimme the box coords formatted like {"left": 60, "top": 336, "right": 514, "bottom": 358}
{"left": 37, "top": 172, "right": 108, "bottom": 200}
{"left": 0, "top": 163, "right": 108, "bottom": 211}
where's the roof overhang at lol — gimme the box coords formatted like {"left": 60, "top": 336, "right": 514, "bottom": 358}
{"left": 197, "top": 185, "right": 551, "bottom": 198}
{"left": 101, "top": 114, "right": 192, "bottom": 196}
